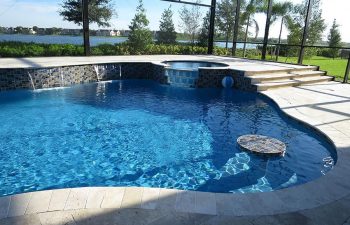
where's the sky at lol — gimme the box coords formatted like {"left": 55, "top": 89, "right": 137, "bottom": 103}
{"left": 0, "top": 0, "right": 349, "bottom": 42}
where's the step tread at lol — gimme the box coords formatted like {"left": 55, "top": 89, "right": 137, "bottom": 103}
{"left": 248, "top": 72, "right": 326, "bottom": 83}
{"left": 291, "top": 70, "right": 326, "bottom": 75}
{"left": 246, "top": 73, "right": 293, "bottom": 79}
{"left": 254, "top": 80, "right": 298, "bottom": 87}
{"left": 292, "top": 76, "right": 333, "bottom": 82}
{"left": 250, "top": 72, "right": 332, "bottom": 81}
{"left": 255, "top": 76, "right": 333, "bottom": 86}
{"left": 245, "top": 66, "right": 318, "bottom": 76}
{"left": 255, "top": 76, "right": 333, "bottom": 91}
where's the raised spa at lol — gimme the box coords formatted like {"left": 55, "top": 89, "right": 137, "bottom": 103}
{"left": 0, "top": 80, "right": 336, "bottom": 196}
{"left": 164, "top": 61, "right": 229, "bottom": 70}
{"left": 163, "top": 61, "right": 229, "bottom": 87}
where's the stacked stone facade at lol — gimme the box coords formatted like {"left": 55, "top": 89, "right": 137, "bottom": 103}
{"left": 0, "top": 63, "right": 256, "bottom": 91}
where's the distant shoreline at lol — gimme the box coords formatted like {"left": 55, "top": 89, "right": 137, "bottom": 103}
{"left": 0, "top": 34, "right": 259, "bottom": 49}
{"left": 0, "top": 33, "right": 129, "bottom": 38}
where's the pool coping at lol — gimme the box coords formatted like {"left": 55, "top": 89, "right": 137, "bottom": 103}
{"left": 0, "top": 55, "right": 318, "bottom": 72}
{"left": 0, "top": 56, "right": 349, "bottom": 220}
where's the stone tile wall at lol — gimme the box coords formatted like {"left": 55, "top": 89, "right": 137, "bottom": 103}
{"left": 0, "top": 69, "right": 31, "bottom": 91}
{"left": 0, "top": 63, "right": 256, "bottom": 91}
{"left": 151, "top": 64, "right": 168, "bottom": 84}
{"left": 196, "top": 69, "right": 230, "bottom": 88}
{"left": 231, "top": 70, "right": 257, "bottom": 92}
{"left": 196, "top": 68, "right": 256, "bottom": 91}
{"left": 0, "top": 66, "right": 98, "bottom": 91}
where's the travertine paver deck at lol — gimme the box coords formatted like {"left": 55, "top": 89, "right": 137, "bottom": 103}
{"left": 0, "top": 55, "right": 316, "bottom": 73}
{"left": 0, "top": 56, "right": 349, "bottom": 224}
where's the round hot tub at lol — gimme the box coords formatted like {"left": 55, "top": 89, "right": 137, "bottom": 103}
{"left": 163, "top": 61, "right": 229, "bottom": 87}
{"left": 164, "top": 61, "right": 229, "bottom": 71}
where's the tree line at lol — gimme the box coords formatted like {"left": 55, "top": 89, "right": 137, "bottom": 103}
{"left": 58, "top": 0, "right": 343, "bottom": 57}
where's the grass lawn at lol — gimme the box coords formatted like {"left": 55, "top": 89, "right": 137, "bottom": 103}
{"left": 276, "top": 56, "right": 348, "bottom": 82}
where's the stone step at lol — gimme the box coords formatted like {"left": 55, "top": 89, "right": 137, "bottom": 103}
{"left": 245, "top": 69, "right": 293, "bottom": 76}
{"left": 291, "top": 70, "right": 326, "bottom": 76}
{"left": 248, "top": 73, "right": 294, "bottom": 84}
{"left": 255, "top": 80, "right": 299, "bottom": 91}
{"left": 289, "top": 66, "right": 319, "bottom": 72}
{"left": 255, "top": 76, "right": 334, "bottom": 91}
{"left": 247, "top": 71, "right": 326, "bottom": 84}
{"left": 244, "top": 66, "right": 318, "bottom": 76}
{"left": 293, "top": 75, "right": 334, "bottom": 84}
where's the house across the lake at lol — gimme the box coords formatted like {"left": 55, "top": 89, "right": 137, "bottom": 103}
{"left": 95, "top": 29, "right": 121, "bottom": 37}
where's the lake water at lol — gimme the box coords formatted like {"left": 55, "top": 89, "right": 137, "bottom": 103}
{"left": 0, "top": 34, "right": 256, "bottom": 49}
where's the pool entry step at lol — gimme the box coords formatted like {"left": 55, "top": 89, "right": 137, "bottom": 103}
{"left": 245, "top": 68, "right": 334, "bottom": 91}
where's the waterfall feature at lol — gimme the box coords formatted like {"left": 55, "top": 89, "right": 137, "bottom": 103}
{"left": 119, "top": 64, "right": 122, "bottom": 79}
{"left": 27, "top": 71, "right": 36, "bottom": 90}
{"left": 94, "top": 65, "right": 101, "bottom": 81}
{"left": 59, "top": 68, "right": 64, "bottom": 87}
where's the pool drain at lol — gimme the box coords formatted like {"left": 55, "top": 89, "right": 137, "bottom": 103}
{"left": 237, "top": 135, "right": 286, "bottom": 156}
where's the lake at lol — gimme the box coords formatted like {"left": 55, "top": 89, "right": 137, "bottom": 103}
{"left": 0, "top": 34, "right": 256, "bottom": 49}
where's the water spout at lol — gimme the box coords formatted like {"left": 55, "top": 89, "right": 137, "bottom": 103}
{"left": 59, "top": 68, "right": 64, "bottom": 87}
{"left": 94, "top": 65, "right": 100, "bottom": 81}
{"left": 27, "top": 71, "right": 36, "bottom": 90}
{"left": 119, "top": 64, "right": 122, "bottom": 79}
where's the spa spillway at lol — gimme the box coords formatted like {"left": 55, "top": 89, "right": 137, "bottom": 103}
{"left": 163, "top": 61, "right": 229, "bottom": 87}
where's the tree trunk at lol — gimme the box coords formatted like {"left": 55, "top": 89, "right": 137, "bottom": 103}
{"left": 276, "top": 17, "right": 284, "bottom": 62}
{"left": 243, "top": 15, "right": 250, "bottom": 58}
{"left": 192, "top": 32, "right": 195, "bottom": 53}
{"left": 225, "top": 32, "right": 229, "bottom": 49}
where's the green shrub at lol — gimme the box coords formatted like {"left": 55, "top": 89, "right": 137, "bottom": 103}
{"left": 23, "top": 45, "right": 45, "bottom": 57}
{"left": 95, "top": 44, "right": 116, "bottom": 55}
{"left": 60, "top": 44, "right": 78, "bottom": 56}
{"left": 91, "top": 47, "right": 104, "bottom": 56}
{"left": 0, "top": 41, "right": 232, "bottom": 57}
{"left": 115, "top": 43, "right": 130, "bottom": 55}
{"left": 45, "top": 45, "right": 63, "bottom": 56}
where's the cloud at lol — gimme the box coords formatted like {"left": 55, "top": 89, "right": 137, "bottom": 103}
{"left": 0, "top": 0, "right": 15, "bottom": 5}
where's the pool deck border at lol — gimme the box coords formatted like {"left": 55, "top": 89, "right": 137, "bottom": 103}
{"left": 0, "top": 55, "right": 350, "bottom": 224}
{"left": 0, "top": 55, "right": 317, "bottom": 71}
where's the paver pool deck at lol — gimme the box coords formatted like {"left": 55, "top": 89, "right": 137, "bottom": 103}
{"left": 0, "top": 55, "right": 349, "bottom": 225}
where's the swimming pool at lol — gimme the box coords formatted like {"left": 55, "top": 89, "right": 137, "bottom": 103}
{"left": 0, "top": 80, "right": 336, "bottom": 196}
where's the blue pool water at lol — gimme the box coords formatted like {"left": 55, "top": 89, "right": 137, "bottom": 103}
{"left": 0, "top": 80, "right": 336, "bottom": 196}
{"left": 165, "top": 61, "right": 228, "bottom": 70}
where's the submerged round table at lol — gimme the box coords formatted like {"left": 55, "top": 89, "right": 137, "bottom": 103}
{"left": 237, "top": 135, "right": 286, "bottom": 156}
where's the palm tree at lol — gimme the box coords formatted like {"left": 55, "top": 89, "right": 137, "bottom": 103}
{"left": 241, "top": 0, "right": 263, "bottom": 57}
{"left": 247, "top": 0, "right": 292, "bottom": 60}
{"left": 271, "top": 2, "right": 293, "bottom": 61}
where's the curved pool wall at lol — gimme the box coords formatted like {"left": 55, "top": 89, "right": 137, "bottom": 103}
{"left": 0, "top": 80, "right": 337, "bottom": 196}
{"left": 0, "top": 61, "right": 338, "bottom": 195}
{"left": 0, "top": 62, "right": 256, "bottom": 91}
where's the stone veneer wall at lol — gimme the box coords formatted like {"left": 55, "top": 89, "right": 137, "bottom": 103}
{"left": 0, "top": 66, "right": 98, "bottom": 91}
{"left": 0, "top": 63, "right": 256, "bottom": 91}
{"left": 196, "top": 68, "right": 257, "bottom": 91}
{"left": 0, "top": 63, "right": 164, "bottom": 91}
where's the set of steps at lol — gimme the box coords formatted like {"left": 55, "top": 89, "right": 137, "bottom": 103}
{"left": 245, "top": 67, "right": 334, "bottom": 91}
